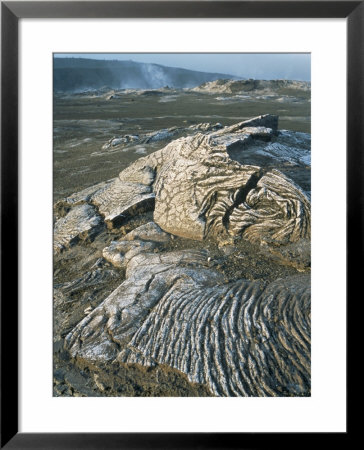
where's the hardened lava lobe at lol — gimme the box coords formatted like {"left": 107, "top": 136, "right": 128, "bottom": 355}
{"left": 54, "top": 114, "right": 311, "bottom": 397}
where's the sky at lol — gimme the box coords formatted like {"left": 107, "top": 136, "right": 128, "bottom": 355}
{"left": 54, "top": 53, "right": 311, "bottom": 81}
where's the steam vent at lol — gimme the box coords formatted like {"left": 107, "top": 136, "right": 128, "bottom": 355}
{"left": 54, "top": 114, "right": 311, "bottom": 397}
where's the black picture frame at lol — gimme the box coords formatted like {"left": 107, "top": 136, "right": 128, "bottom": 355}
{"left": 1, "top": 1, "right": 359, "bottom": 448}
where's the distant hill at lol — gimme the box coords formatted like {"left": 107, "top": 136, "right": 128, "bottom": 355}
{"left": 193, "top": 79, "right": 311, "bottom": 94}
{"left": 53, "top": 58, "right": 239, "bottom": 92}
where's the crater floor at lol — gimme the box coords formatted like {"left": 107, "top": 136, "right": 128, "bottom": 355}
{"left": 54, "top": 89, "right": 311, "bottom": 397}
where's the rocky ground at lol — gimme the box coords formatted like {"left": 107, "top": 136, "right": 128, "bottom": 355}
{"left": 54, "top": 81, "right": 311, "bottom": 397}
{"left": 54, "top": 80, "right": 310, "bottom": 201}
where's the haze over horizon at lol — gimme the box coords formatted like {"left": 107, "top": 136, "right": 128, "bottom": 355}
{"left": 54, "top": 53, "right": 311, "bottom": 82}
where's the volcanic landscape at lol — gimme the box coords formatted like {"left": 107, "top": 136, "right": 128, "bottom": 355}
{"left": 53, "top": 60, "right": 311, "bottom": 397}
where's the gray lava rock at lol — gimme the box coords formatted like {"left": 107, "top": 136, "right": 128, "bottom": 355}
{"left": 64, "top": 232, "right": 310, "bottom": 397}
{"left": 55, "top": 114, "right": 311, "bottom": 396}
{"left": 117, "top": 114, "right": 310, "bottom": 246}
{"left": 54, "top": 204, "right": 103, "bottom": 253}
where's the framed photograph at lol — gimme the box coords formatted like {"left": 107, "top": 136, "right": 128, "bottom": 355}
{"left": 1, "top": 1, "right": 359, "bottom": 448}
